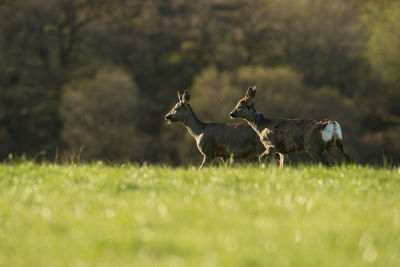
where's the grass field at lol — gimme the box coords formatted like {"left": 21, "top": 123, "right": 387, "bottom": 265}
{"left": 0, "top": 162, "right": 400, "bottom": 267}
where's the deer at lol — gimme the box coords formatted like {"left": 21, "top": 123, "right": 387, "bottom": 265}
{"left": 164, "top": 90, "right": 268, "bottom": 168}
{"left": 229, "top": 86, "right": 354, "bottom": 167}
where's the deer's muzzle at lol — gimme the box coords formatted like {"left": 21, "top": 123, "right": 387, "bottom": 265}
{"left": 165, "top": 114, "right": 173, "bottom": 124}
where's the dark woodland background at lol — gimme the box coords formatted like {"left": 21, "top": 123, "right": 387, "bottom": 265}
{"left": 1, "top": 0, "right": 399, "bottom": 165}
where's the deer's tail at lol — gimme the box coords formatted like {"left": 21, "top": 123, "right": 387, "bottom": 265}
{"left": 322, "top": 121, "right": 343, "bottom": 142}
{"left": 322, "top": 121, "right": 355, "bottom": 163}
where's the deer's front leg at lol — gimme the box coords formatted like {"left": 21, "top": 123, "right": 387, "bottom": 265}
{"left": 258, "top": 153, "right": 267, "bottom": 163}
{"left": 259, "top": 147, "right": 280, "bottom": 165}
{"left": 276, "top": 153, "right": 284, "bottom": 168}
{"left": 200, "top": 155, "right": 213, "bottom": 168}
{"left": 259, "top": 147, "right": 274, "bottom": 159}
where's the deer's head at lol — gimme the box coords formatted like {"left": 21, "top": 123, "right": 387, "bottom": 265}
{"left": 229, "top": 86, "right": 257, "bottom": 121}
{"left": 165, "top": 90, "right": 191, "bottom": 124}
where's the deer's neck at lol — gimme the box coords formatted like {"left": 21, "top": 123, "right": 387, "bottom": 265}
{"left": 182, "top": 105, "right": 206, "bottom": 138}
{"left": 246, "top": 111, "right": 272, "bottom": 135}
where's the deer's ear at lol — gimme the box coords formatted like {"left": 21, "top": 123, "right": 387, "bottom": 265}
{"left": 177, "top": 91, "right": 183, "bottom": 102}
{"left": 182, "top": 90, "right": 190, "bottom": 103}
{"left": 245, "top": 86, "right": 256, "bottom": 102}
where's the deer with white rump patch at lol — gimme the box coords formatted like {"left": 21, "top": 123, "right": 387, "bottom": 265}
{"left": 229, "top": 86, "right": 354, "bottom": 167}
{"left": 165, "top": 90, "right": 267, "bottom": 168}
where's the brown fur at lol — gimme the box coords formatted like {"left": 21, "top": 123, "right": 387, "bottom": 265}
{"left": 229, "top": 86, "right": 354, "bottom": 167}
{"left": 165, "top": 90, "right": 266, "bottom": 168}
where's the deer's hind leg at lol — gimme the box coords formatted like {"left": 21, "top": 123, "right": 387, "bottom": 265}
{"left": 326, "top": 140, "right": 354, "bottom": 164}
{"left": 219, "top": 157, "right": 227, "bottom": 166}
{"left": 305, "top": 128, "right": 331, "bottom": 166}
{"left": 307, "top": 150, "right": 330, "bottom": 166}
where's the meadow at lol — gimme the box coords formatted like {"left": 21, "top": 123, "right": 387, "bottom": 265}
{"left": 0, "top": 162, "right": 399, "bottom": 267}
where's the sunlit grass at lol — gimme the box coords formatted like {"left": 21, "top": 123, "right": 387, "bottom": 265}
{"left": 0, "top": 162, "right": 400, "bottom": 267}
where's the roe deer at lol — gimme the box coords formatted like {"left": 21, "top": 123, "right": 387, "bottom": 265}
{"left": 229, "top": 86, "right": 354, "bottom": 167}
{"left": 165, "top": 90, "right": 267, "bottom": 168}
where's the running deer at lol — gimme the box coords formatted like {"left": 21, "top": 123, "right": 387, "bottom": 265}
{"left": 229, "top": 86, "right": 354, "bottom": 167}
{"left": 164, "top": 90, "right": 267, "bottom": 168}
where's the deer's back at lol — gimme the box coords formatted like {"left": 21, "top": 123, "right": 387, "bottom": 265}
{"left": 262, "top": 118, "right": 331, "bottom": 153}
{"left": 199, "top": 122, "right": 264, "bottom": 158}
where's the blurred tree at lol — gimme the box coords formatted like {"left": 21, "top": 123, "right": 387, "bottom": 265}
{"left": 364, "top": 1, "right": 400, "bottom": 119}
{"left": 252, "top": 0, "right": 366, "bottom": 96}
{"left": 190, "top": 67, "right": 240, "bottom": 122}
{"left": 60, "top": 68, "right": 149, "bottom": 162}
{"left": 0, "top": 0, "right": 111, "bottom": 159}
{"left": 0, "top": 0, "right": 399, "bottom": 164}
{"left": 190, "top": 65, "right": 359, "bottom": 122}
{"left": 365, "top": 1, "right": 400, "bottom": 85}
{"left": 359, "top": 0, "right": 400, "bottom": 162}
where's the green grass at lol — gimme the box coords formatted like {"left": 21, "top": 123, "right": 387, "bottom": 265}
{"left": 1, "top": 162, "right": 400, "bottom": 267}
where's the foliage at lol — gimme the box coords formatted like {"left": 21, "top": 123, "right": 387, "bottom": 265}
{"left": 60, "top": 68, "right": 149, "bottom": 162}
{"left": 1, "top": 162, "right": 400, "bottom": 266}
{"left": 365, "top": 2, "right": 400, "bottom": 85}
{"left": 364, "top": 1, "right": 400, "bottom": 118}
{"left": 1, "top": 0, "right": 399, "bottom": 164}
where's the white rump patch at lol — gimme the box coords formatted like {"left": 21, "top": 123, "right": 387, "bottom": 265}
{"left": 335, "top": 122, "right": 343, "bottom": 140}
{"left": 322, "top": 122, "right": 343, "bottom": 142}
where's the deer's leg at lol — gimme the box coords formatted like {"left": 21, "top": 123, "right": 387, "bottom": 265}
{"left": 259, "top": 148, "right": 274, "bottom": 161}
{"left": 277, "top": 153, "right": 284, "bottom": 168}
{"left": 259, "top": 147, "right": 283, "bottom": 167}
{"left": 219, "top": 157, "right": 227, "bottom": 166}
{"left": 258, "top": 152, "right": 268, "bottom": 163}
{"left": 307, "top": 150, "right": 330, "bottom": 166}
{"left": 200, "top": 155, "right": 213, "bottom": 168}
{"left": 260, "top": 152, "right": 284, "bottom": 167}
{"left": 326, "top": 141, "right": 354, "bottom": 164}
{"left": 305, "top": 130, "right": 331, "bottom": 166}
